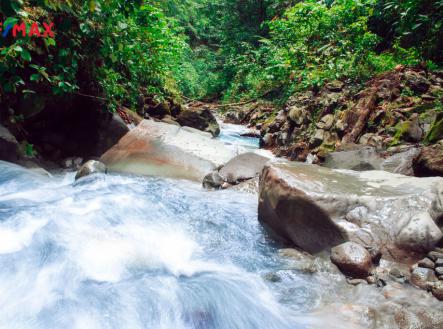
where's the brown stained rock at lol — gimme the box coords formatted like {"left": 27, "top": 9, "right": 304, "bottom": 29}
{"left": 331, "top": 242, "right": 373, "bottom": 278}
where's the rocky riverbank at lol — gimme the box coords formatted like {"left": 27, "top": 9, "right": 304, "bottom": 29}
{"left": 223, "top": 66, "right": 443, "bottom": 177}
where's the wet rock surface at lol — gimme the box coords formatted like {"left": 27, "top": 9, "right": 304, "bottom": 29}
{"left": 101, "top": 120, "right": 235, "bottom": 181}
{"left": 75, "top": 160, "right": 106, "bottom": 180}
{"left": 258, "top": 163, "right": 346, "bottom": 254}
{"left": 331, "top": 242, "right": 373, "bottom": 278}
{"left": 219, "top": 152, "right": 269, "bottom": 184}
{"left": 258, "top": 162, "right": 443, "bottom": 261}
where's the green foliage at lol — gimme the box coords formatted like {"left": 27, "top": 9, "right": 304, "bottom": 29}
{"left": 222, "top": 0, "right": 427, "bottom": 102}
{"left": 1, "top": 0, "right": 442, "bottom": 115}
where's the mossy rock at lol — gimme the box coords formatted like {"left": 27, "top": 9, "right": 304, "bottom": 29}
{"left": 425, "top": 112, "right": 443, "bottom": 144}
{"left": 392, "top": 118, "right": 423, "bottom": 145}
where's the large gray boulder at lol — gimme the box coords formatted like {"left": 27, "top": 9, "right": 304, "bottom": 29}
{"left": 100, "top": 120, "right": 235, "bottom": 182}
{"left": 258, "top": 162, "right": 443, "bottom": 261}
{"left": 0, "top": 124, "right": 21, "bottom": 162}
{"left": 219, "top": 152, "right": 270, "bottom": 184}
{"left": 258, "top": 163, "right": 346, "bottom": 254}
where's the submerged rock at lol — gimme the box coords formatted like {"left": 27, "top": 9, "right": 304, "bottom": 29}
{"left": 331, "top": 242, "right": 373, "bottom": 278}
{"left": 100, "top": 120, "right": 235, "bottom": 182}
{"left": 258, "top": 162, "right": 443, "bottom": 261}
{"left": 75, "top": 160, "right": 106, "bottom": 180}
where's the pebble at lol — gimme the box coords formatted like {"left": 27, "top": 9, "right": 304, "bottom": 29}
{"left": 435, "top": 258, "right": 443, "bottom": 267}
{"left": 417, "top": 257, "right": 435, "bottom": 269}
{"left": 435, "top": 267, "right": 443, "bottom": 276}
{"left": 427, "top": 251, "right": 443, "bottom": 262}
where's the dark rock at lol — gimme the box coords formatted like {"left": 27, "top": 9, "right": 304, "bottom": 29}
{"left": 202, "top": 171, "right": 225, "bottom": 189}
{"left": 219, "top": 153, "right": 269, "bottom": 184}
{"left": 425, "top": 112, "right": 443, "bottom": 143}
{"left": 96, "top": 113, "right": 130, "bottom": 155}
{"left": 326, "top": 80, "right": 344, "bottom": 92}
{"left": 176, "top": 108, "right": 220, "bottom": 137}
{"left": 428, "top": 251, "right": 443, "bottom": 262}
{"left": 258, "top": 164, "right": 346, "bottom": 254}
{"left": 414, "top": 144, "right": 443, "bottom": 177}
{"left": 75, "top": 160, "right": 106, "bottom": 180}
{"left": 0, "top": 124, "right": 21, "bottom": 162}
{"left": 417, "top": 257, "right": 435, "bottom": 269}
{"left": 410, "top": 267, "right": 437, "bottom": 290}
{"left": 405, "top": 71, "right": 431, "bottom": 94}
{"left": 331, "top": 242, "right": 373, "bottom": 279}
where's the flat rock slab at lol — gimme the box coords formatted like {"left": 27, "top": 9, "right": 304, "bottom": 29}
{"left": 258, "top": 162, "right": 443, "bottom": 260}
{"left": 100, "top": 120, "right": 236, "bottom": 182}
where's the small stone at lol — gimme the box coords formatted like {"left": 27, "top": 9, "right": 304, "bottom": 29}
{"left": 417, "top": 257, "right": 435, "bottom": 269}
{"left": 347, "top": 278, "right": 368, "bottom": 286}
{"left": 331, "top": 242, "right": 373, "bottom": 279}
{"left": 316, "top": 114, "right": 335, "bottom": 130}
{"left": 202, "top": 171, "right": 224, "bottom": 189}
{"left": 435, "top": 258, "right": 443, "bottom": 267}
{"left": 263, "top": 272, "right": 281, "bottom": 283}
{"left": 410, "top": 267, "right": 437, "bottom": 290}
{"left": 75, "top": 160, "right": 106, "bottom": 180}
{"left": 435, "top": 267, "right": 443, "bottom": 276}
{"left": 427, "top": 251, "right": 443, "bottom": 262}
{"left": 326, "top": 80, "right": 344, "bottom": 92}
{"left": 366, "top": 275, "right": 378, "bottom": 285}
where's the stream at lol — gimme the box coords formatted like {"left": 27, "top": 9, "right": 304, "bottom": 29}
{"left": 0, "top": 123, "right": 411, "bottom": 329}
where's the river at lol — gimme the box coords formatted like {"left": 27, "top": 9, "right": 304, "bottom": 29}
{"left": 0, "top": 123, "right": 407, "bottom": 329}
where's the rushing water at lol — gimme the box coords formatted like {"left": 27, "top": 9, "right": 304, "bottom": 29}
{"left": 0, "top": 124, "right": 410, "bottom": 329}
